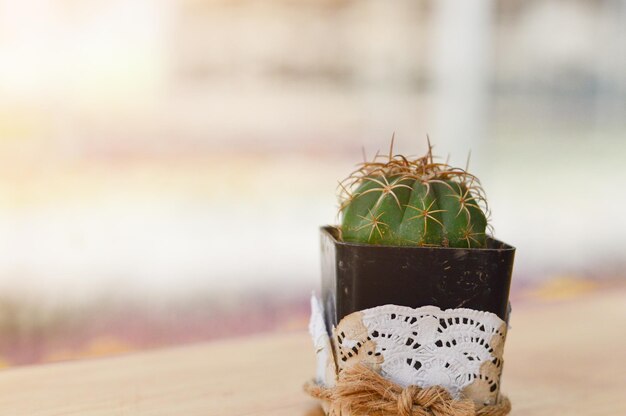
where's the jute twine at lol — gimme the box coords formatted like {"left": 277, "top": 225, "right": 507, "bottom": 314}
{"left": 304, "top": 364, "right": 511, "bottom": 416}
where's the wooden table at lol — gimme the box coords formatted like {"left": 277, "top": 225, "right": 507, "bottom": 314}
{"left": 0, "top": 288, "right": 624, "bottom": 415}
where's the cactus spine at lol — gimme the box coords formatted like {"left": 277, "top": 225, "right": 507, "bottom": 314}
{"left": 339, "top": 141, "right": 489, "bottom": 248}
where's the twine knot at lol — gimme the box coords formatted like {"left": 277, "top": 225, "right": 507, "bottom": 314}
{"left": 304, "top": 364, "right": 511, "bottom": 416}
{"left": 398, "top": 386, "right": 420, "bottom": 415}
{"left": 396, "top": 384, "right": 464, "bottom": 416}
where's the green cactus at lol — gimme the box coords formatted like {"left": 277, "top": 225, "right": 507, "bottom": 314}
{"left": 339, "top": 141, "right": 489, "bottom": 248}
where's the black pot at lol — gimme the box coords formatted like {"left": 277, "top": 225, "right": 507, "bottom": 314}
{"left": 320, "top": 226, "right": 515, "bottom": 332}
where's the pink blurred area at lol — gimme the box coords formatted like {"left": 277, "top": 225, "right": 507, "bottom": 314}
{"left": 0, "top": 0, "right": 625, "bottom": 365}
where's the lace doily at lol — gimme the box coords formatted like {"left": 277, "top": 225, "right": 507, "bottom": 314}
{"left": 309, "top": 295, "right": 337, "bottom": 387}
{"left": 309, "top": 296, "right": 508, "bottom": 406}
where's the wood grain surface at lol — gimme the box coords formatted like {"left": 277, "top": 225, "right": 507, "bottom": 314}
{"left": 0, "top": 288, "right": 623, "bottom": 415}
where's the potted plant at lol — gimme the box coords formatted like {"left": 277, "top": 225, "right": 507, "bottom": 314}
{"left": 308, "top": 140, "right": 515, "bottom": 415}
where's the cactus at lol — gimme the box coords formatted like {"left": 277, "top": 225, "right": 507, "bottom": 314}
{"left": 339, "top": 140, "right": 489, "bottom": 248}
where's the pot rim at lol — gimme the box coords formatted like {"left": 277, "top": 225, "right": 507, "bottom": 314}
{"left": 321, "top": 225, "right": 515, "bottom": 252}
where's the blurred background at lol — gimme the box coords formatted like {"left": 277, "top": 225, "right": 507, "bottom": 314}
{"left": 0, "top": 0, "right": 624, "bottom": 366}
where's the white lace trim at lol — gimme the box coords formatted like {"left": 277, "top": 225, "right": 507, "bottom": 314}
{"left": 309, "top": 295, "right": 337, "bottom": 386}
{"left": 310, "top": 297, "right": 507, "bottom": 405}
